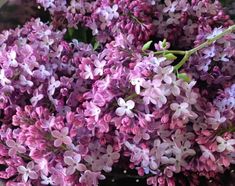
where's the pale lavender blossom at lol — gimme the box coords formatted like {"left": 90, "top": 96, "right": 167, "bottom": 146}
{"left": 0, "top": 69, "right": 11, "bottom": 86}
{"left": 6, "top": 139, "right": 26, "bottom": 156}
{"left": 163, "top": 0, "right": 178, "bottom": 13}
{"left": 7, "top": 50, "right": 18, "bottom": 67}
{"left": 19, "top": 75, "right": 33, "bottom": 87}
{"left": 48, "top": 77, "right": 60, "bottom": 96}
{"left": 130, "top": 77, "right": 144, "bottom": 95}
{"left": 102, "top": 145, "right": 120, "bottom": 166}
{"left": 200, "top": 145, "right": 215, "bottom": 161}
{"left": 216, "top": 136, "right": 235, "bottom": 152}
{"left": 51, "top": 127, "right": 72, "bottom": 147}
{"left": 206, "top": 27, "right": 223, "bottom": 40}
{"left": 41, "top": 174, "right": 56, "bottom": 185}
{"left": 154, "top": 66, "right": 174, "bottom": 84}
{"left": 30, "top": 92, "right": 44, "bottom": 107}
{"left": 207, "top": 111, "right": 226, "bottom": 129}
{"left": 84, "top": 101, "right": 101, "bottom": 121}
{"left": 64, "top": 154, "right": 87, "bottom": 175}
{"left": 94, "top": 59, "right": 106, "bottom": 76}
{"left": 170, "top": 102, "right": 190, "bottom": 118}
{"left": 83, "top": 64, "right": 94, "bottom": 79}
{"left": 17, "top": 161, "right": 38, "bottom": 182}
{"left": 33, "top": 65, "right": 51, "bottom": 80}
{"left": 84, "top": 153, "right": 104, "bottom": 172}
{"left": 115, "top": 98, "right": 135, "bottom": 118}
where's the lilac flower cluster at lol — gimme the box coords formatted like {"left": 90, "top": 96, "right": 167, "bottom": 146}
{"left": 0, "top": 0, "right": 234, "bottom": 186}
{"left": 37, "top": 0, "right": 232, "bottom": 46}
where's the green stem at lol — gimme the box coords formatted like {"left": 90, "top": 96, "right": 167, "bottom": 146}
{"left": 174, "top": 51, "right": 190, "bottom": 71}
{"left": 154, "top": 25, "right": 235, "bottom": 71}
{"left": 216, "top": 125, "right": 235, "bottom": 136}
{"left": 174, "top": 25, "right": 235, "bottom": 70}
{"left": 189, "top": 25, "right": 235, "bottom": 55}
{"left": 130, "top": 15, "right": 143, "bottom": 25}
{"left": 125, "top": 93, "right": 138, "bottom": 101}
{"left": 154, "top": 50, "right": 186, "bottom": 55}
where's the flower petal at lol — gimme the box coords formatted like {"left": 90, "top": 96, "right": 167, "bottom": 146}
{"left": 217, "top": 144, "right": 225, "bottom": 152}
{"left": 64, "top": 156, "right": 75, "bottom": 166}
{"left": 54, "top": 139, "right": 62, "bottom": 147}
{"left": 66, "top": 166, "right": 75, "bottom": 175}
{"left": 115, "top": 107, "right": 125, "bottom": 116}
{"left": 17, "top": 166, "right": 27, "bottom": 174}
{"left": 126, "top": 100, "right": 135, "bottom": 109}
{"left": 29, "top": 171, "right": 38, "bottom": 179}
{"left": 117, "top": 98, "right": 125, "bottom": 107}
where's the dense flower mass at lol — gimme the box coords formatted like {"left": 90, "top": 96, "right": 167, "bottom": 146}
{"left": 0, "top": 0, "right": 235, "bottom": 186}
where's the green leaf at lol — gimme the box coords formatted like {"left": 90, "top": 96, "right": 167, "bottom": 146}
{"left": 64, "top": 25, "right": 93, "bottom": 43}
{"left": 93, "top": 41, "right": 100, "bottom": 50}
{"left": 162, "top": 39, "right": 167, "bottom": 48}
{"left": 177, "top": 73, "right": 191, "bottom": 82}
{"left": 164, "top": 53, "right": 177, "bottom": 60}
{"left": 68, "top": 28, "right": 74, "bottom": 39}
{"left": 142, "top": 40, "right": 153, "bottom": 51}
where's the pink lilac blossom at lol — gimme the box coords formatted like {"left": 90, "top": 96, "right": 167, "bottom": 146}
{"left": 0, "top": 1, "right": 234, "bottom": 186}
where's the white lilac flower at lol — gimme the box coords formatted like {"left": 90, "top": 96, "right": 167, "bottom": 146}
{"left": 48, "top": 77, "right": 60, "bottom": 96}
{"left": 165, "top": 74, "right": 181, "bottom": 96}
{"left": 7, "top": 50, "right": 18, "bottom": 67}
{"left": 207, "top": 111, "right": 226, "bottom": 129}
{"left": 115, "top": 98, "right": 135, "bottom": 117}
{"left": 84, "top": 101, "right": 101, "bottom": 121}
{"left": 200, "top": 145, "right": 215, "bottom": 161}
{"left": 94, "top": 59, "right": 106, "bottom": 76}
{"left": 141, "top": 78, "right": 167, "bottom": 108}
{"left": 19, "top": 75, "right": 33, "bottom": 87}
{"left": 41, "top": 174, "right": 56, "bottom": 185}
{"left": 64, "top": 154, "right": 87, "bottom": 175}
{"left": 17, "top": 161, "right": 38, "bottom": 182}
{"left": 83, "top": 64, "right": 94, "bottom": 79}
{"left": 33, "top": 65, "right": 51, "bottom": 79}
{"left": 154, "top": 66, "right": 174, "bottom": 84}
{"left": 170, "top": 102, "right": 190, "bottom": 118}
{"left": 130, "top": 77, "right": 144, "bottom": 94}
{"left": 184, "top": 91, "right": 198, "bottom": 105}
{"left": 163, "top": 0, "right": 178, "bottom": 13}
{"left": 0, "top": 69, "right": 11, "bottom": 86}
{"left": 51, "top": 127, "right": 72, "bottom": 147}
{"left": 149, "top": 56, "right": 165, "bottom": 67}
{"left": 84, "top": 153, "right": 104, "bottom": 172}
{"left": 102, "top": 145, "right": 120, "bottom": 166}
{"left": 206, "top": 27, "right": 223, "bottom": 40}
{"left": 216, "top": 136, "right": 235, "bottom": 152}
{"left": 20, "top": 63, "right": 33, "bottom": 75}
{"left": 30, "top": 93, "right": 44, "bottom": 107}
{"left": 6, "top": 139, "right": 26, "bottom": 156}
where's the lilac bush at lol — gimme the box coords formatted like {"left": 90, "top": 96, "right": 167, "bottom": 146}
{"left": 0, "top": 0, "right": 235, "bottom": 186}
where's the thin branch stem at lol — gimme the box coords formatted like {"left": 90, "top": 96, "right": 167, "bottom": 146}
{"left": 154, "top": 50, "right": 186, "bottom": 55}
{"left": 174, "top": 25, "right": 235, "bottom": 70}
{"left": 174, "top": 51, "right": 190, "bottom": 71}
{"left": 189, "top": 25, "right": 235, "bottom": 55}
{"left": 153, "top": 25, "right": 235, "bottom": 71}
